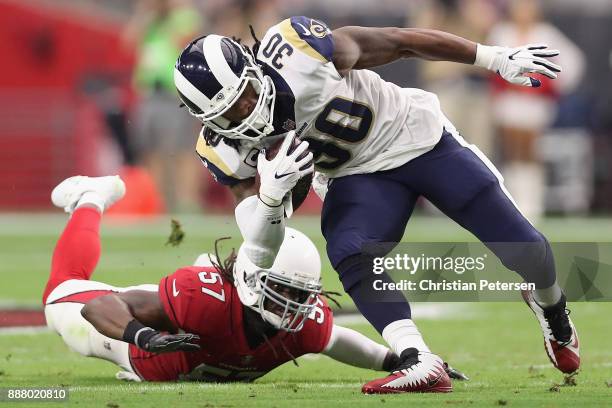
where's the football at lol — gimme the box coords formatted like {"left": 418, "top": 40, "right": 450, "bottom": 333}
{"left": 264, "top": 134, "right": 304, "bottom": 161}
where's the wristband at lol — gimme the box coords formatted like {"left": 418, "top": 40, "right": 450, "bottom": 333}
{"left": 122, "top": 319, "right": 157, "bottom": 349}
{"left": 474, "top": 43, "right": 499, "bottom": 70}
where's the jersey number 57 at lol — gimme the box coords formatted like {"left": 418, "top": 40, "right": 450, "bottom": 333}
{"left": 198, "top": 271, "right": 226, "bottom": 302}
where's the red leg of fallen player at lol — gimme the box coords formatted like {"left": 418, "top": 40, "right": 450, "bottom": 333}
{"left": 42, "top": 206, "right": 102, "bottom": 304}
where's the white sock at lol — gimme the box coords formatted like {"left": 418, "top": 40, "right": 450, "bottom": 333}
{"left": 77, "top": 191, "right": 105, "bottom": 213}
{"left": 382, "top": 319, "right": 430, "bottom": 355}
{"left": 534, "top": 282, "right": 562, "bottom": 307}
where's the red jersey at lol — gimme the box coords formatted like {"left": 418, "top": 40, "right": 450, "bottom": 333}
{"left": 129, "top": 266, "right": 333, "bottom": 382}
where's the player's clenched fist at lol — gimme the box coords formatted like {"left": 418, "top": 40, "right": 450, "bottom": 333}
{"left": 258, "top": 131, "right": 314, "bottom": 206}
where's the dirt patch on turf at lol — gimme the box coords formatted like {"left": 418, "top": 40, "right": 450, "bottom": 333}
{"left": 0, "top": 309, "right": 46, "bottom": 327}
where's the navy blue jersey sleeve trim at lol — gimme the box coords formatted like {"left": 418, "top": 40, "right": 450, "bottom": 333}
{"left": 288, "top": 16, "right": 334, "bottom": 62}
{"left": 198, "top": 156, "right": 243, "bottom": 186}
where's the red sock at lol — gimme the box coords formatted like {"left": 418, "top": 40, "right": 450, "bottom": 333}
{"left": 42, "top": 207, "right": 102, "bottom": 304}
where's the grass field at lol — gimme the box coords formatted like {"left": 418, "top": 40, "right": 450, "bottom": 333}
{"left": 0, "top": 213, "right": 611, "bottom": 407}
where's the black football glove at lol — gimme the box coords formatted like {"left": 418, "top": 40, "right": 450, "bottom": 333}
{"left": 143, "top": 332, "right": 201, "bottom": 353}
{"left": 123, "top": 320, "right": 201, "bottom": 353}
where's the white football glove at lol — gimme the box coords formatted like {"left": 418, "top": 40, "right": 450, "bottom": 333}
{"left": 258, "top": 131, "right": 314, "bottom": 206}
{"left": 474, "top": 43, "right": 561, "bottom": 87}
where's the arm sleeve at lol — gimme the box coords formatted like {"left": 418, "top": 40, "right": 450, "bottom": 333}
{"left": 195, "top": 130, "right": 258, "bottom": 186}
{"left": 321, "top": 324, "right": 390, "bottom": 371}
{"left": 234, "top": 195, "right": 286, "bottom": 268}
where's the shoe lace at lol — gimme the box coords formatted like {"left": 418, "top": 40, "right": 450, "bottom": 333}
{"left": 544, "top": 307, "right": 572, "bottom": 345}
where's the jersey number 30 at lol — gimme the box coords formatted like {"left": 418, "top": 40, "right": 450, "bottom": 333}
{"left": 305, "top": 97, "right": 373, "bottom": 170}
{"left": 261, "top": 33, "right": 294, "bottom": 70}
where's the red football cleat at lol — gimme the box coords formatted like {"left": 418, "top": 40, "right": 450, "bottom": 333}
{"left": 522, "top": 290, "right": 580, "bottom": 374}
{"left": 362, "top": 349, "right": 452, "bottom": 394}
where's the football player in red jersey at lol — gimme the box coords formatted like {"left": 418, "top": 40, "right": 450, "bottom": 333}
{"left": 42, "top": 175, "right": 406, "bottom": 382}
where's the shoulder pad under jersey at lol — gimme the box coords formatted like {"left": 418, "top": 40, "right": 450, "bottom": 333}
{"left": 195, "top": 128, "right": 259, "bottom": 186}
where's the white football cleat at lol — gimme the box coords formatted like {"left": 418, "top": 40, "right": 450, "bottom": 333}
{"left": 51, "top": 175, "right": 126, "bottom": 213}
{"left": 522, "top": 290, "right": 580, "bottom": 374}
{"left": 362, "top": 348, "right": 452, "bottom": 394}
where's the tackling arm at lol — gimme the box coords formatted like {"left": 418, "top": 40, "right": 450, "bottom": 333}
{"left": 322, "top": 324, "right": 399, "bottom": 371}
{"left": 81, "top": 290, "right": 200, "bottom": 353}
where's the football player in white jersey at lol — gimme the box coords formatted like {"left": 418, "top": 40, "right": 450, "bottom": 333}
{"left": 174, "top": 17, "right": 579, "bottom": 393}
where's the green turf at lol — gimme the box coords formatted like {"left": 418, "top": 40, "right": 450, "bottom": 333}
{"left": 0, "top": 214, "right": 611, "bottom": 407}
{"left": 0, "top": 303, "right": 610, "bottom": 407}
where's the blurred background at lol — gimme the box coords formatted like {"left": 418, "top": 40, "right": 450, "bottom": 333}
{"left": 0, "top": 0, "right": 611, "bottom": 219}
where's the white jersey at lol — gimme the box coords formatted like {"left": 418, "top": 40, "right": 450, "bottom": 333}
{"left": 196, "top": 16, "right": 448, "bottom": 184}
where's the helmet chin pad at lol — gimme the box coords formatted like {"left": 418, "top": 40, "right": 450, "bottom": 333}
{"left": 260, "top": 309, "right": 284, "bottom": 328}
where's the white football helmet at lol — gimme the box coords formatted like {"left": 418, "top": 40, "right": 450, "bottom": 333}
{"left": 234, "top": 227, "right": 322, "bottom": 332}
{"left": 174, "top": 35, "right": 276, "bottom": 142}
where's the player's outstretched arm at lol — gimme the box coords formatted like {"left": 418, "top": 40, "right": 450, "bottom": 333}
{"left": 321, "top": 325, "right": 399, "bottom": 371}
{"left": 332, "top": 26, "right": 561, "bottom": 87}
{"left": 81, "top": 290, "right": 200, "bottom": 353}
{"left": 332, "top": 26, "right": 476, "bottom": 74}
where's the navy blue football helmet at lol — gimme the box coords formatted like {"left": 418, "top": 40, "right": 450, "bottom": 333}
{"left": 174, "top": 35, "right": 276, "bottom": 141}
